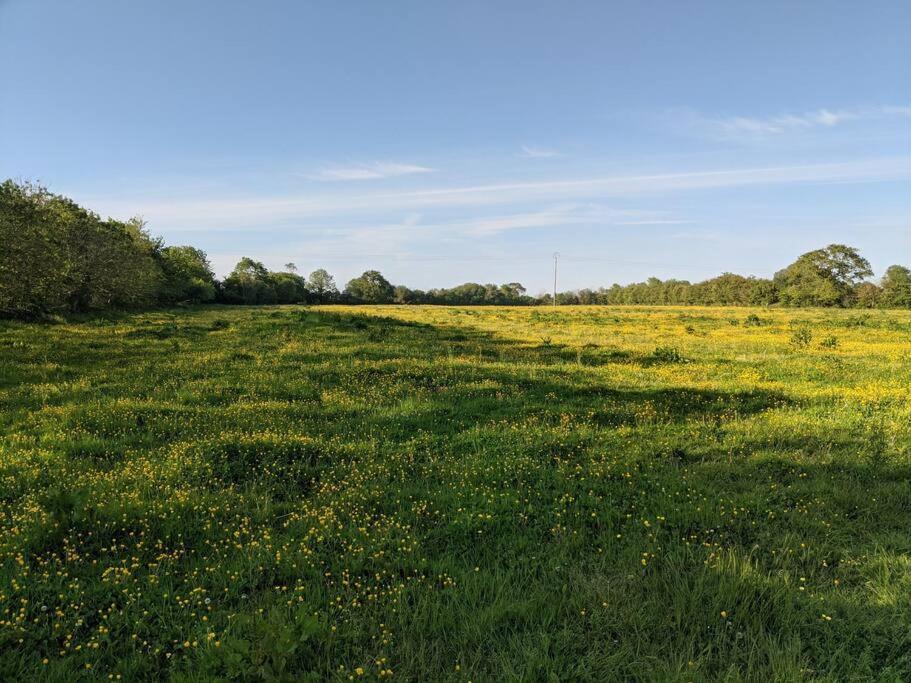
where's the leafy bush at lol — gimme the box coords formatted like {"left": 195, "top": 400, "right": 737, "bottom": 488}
{"left": 790, "top": 326, "right": 813, "bottom": 348}
{"left": 650, "top": 346, "right": 685, "bottom": 363}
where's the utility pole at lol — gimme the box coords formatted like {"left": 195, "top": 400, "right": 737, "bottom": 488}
{"left": 552, "top": 252, "right": 559, "bottom": 307}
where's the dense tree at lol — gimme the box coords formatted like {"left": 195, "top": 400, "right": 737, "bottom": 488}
{"left": 775, "top": 244, "right": 873, "bottom": 307}
{"left": 418, "top": 282, "right": 534, "bottom": 305}
{"left": 854, "top": 282, "right": 881, "bottom": 309}
{"left": 393, "top": 285, "right": 422, "bottom": 304}
{"left": 213, "top": 260, "right": 306, "bottom": 305}
{"left": 448, "top": 283, "right": 486, "bottom": 305}
{"left": 158, "top": 246, "right": 217, "bottom": 304}
{"left": 0, "top": 180, "right": 163, "bottom": 317}
{"left": 554, "top": 275, "right": 777, "bottom": 307}
{"left": 747, "top": 278, "right": 780, "bottom": 306}
{"left": 880, "top": 265, "right": 911, "bottom": 308}
{"left": 775, "top": 261, "right": 842, "bottom": 307}
{"left": 77, "top": 217, "right": 164, "bottom": 311}
{"left": 577, "top": 288, "right": 597, "bottom": 305}
{"left": 220, "top": 258, "right": 277, "bottom": 305}
{"left": 307, "top": 269, "right": 338, "bottom": 303}
{"left": 271, "top": 271, "right": 308, "bottom": 304}
{"left": 0, "top": 180, "right": 62, "bottom": 316}
{"left": 500, "top": 282, "right": 526, "bottom": 300}
{"left": 344, "top": 270, "right": 394, "bottom": 303}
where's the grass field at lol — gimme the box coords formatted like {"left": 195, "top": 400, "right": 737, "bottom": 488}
{"left": 2, "top": 305, "right": 911, "bottom": 681}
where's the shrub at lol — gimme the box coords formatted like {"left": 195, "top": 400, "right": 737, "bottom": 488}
{"left": 790, "top": 326, "right": 813, "bottom": 348}
{"left": 650, "top": 346, "right": 685, "bottom": 363}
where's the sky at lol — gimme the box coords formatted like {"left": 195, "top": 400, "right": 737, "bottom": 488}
{"left": 2, "top": 0, "right": 910, "bottom": 293}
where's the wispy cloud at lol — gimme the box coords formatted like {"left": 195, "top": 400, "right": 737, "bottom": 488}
{"left": 616, "top": 219, "right": 695, "bottom": 226}
{"left": 445, "top": 204, "right": 592, "bottom": 236}
{"left": 452, "top": 205, "right": 690, "bottom": 236}
{"left": 234, "top": 206, "right": 687, "bottom": 259}
{"left": 519, "top": 145, "right": 561, "bottom": 159}
{"left": 311, "top": 161, "right": 434, "bottom": 181}
{"left": 682, "top": 105, "right": 911, "bottom": 141}
{"left": 87, "top": 157, "right": 911, "bottom": 230}
{"left": 719, "top": 109, "right": 854, "bottom": 135}
{"left": 667, "top": 230, "right": 725, "bottom": 241}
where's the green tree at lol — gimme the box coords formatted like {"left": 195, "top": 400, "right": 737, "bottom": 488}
{"left": 748, "top": 278, "right": 779, "bottom": 306}
{"left": 775, "top": 244, "right": 872, "bottom": 307}
{"left": 393, "top": 285, "right": 420, "bottom": 304}
{"left": 555, "top": 291, "right": 579, "bottom": 305}
{"left": 306, "top": 269, "right": 338, "bottom": 303}
{"left": 854, "top": 282, "right": 881, "bottom": 309}
{"left": 880, "top": 265, "right": 911, "bottom": 308}
{"left": 221, "top": 258, "right": 277, "bottom": 304}
{"left": 0, "top": 180, "right": 71, "bottom": 316}
{"left": 344, "top": 270, "right": 394, "bottom": 303}
{"left": 499, "top": 282, "right": 527, "bottom": 303}
{"left": 159, "top": 246, "right": 217, "bottom": 303}
{"left": 271, "top": 270, "right": 308, "bottom": 304}
{"left": 448, "top": 283, "right": 486, "bottom": 305}
{"left": 96, "top": 217, "right": 164, "bottom": 310}
{"left": 577, "top": 288, "right": 596, "bottom": 305}
{"left": 0, "top": 181, "right": 163, "bottom": 316}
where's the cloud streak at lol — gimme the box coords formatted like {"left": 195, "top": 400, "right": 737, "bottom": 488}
{"left": 311, "top": 161, "right": 434, "bottom": 181}
{"left": 202, "top": 204, "right": 690, "bottom": 275}
{"left": 691, "top": 105, "right": 911, "bottom": 140}
{"left": 440, "top": 205, "right": 690, "bottom": 236}
{"left": 519, "top": 145, "right": 561, "bottom": 159}
{"left": 88, "top": 157, "right": 911, "bottom": 230}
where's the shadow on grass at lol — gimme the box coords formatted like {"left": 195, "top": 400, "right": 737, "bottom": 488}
{"left": 278, "top": 310, "right": 792, "bottom": 436}
{"left": 2, "top": 307, "right": 797, "bottom": 474}
{"left": 6, "top": 307, "right": 911, "bottom": 679}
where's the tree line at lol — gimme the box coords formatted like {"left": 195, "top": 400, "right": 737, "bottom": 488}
{"left": 550, "top": 247, "right": 911, "bottom": 309}
{"left": 2, "top": 179, "right": 909, "bottom": 318}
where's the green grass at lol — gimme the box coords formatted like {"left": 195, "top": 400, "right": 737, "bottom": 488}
{"left": 2, "top": 304, "right": 911, "bottom": 681}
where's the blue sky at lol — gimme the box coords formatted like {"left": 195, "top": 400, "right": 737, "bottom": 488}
{"left": 2, "top": 1, "right": 910, "bottom": 292}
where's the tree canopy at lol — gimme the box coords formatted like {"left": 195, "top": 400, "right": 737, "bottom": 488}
{"left": 881, "top": 265, "right": 911, "bottom": 308}
{"left": 159, "top": 246, "right": 217, "bottom": 304}
{"left": 775, "top": 244, "right": 873, "bottom": 307}
{"left": 1, "top": 181, "right": 163, "bottom": 316}
{"left": 307, "top": 269, "right": 338, "bottom": 303}
{"left": 219, "top": 258, "right": 308, "bottom": 305}
{"left": 344, "top": 270, "right": 395, "bottom": 303}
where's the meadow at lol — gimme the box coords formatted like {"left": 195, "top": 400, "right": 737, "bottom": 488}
{"left": 2, "top": 304, "right": 911, "bottom": 681}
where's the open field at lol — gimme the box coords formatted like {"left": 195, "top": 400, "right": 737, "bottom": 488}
{"left": 2, "top": 305, "right": 911, "bottom": 681}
